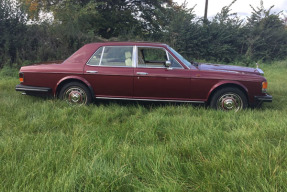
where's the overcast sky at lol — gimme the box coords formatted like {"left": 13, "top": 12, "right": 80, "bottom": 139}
{"left": 174, "top": 0, "right": 287, "bottom": 19}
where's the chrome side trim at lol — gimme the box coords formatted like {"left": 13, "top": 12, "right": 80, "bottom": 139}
{"left": 86, "top": 65, "right": 133, "bottom": 68}
{"left": 95, "top": 96, "right": 205, "bottom": 103}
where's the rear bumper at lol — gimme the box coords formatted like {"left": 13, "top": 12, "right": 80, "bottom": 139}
{"left": 254, "top": 94, "right": 272, "bottom": 102}
{"left": 15, "top": 84, "right": 52, "bottom": 93}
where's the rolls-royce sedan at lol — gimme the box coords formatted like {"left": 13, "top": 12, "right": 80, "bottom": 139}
{"left": 16, "top": 42, "right": 272, "bottom": 111}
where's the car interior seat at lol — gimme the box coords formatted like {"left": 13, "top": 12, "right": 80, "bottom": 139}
{"left": 125, "top": 51, "right": 132, "bottom": 66}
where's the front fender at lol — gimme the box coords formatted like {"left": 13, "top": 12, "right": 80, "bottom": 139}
{"left": 207, "top": 81, "right": 248, "bottom": 100}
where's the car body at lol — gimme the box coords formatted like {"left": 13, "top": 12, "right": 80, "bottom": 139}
{"left": 16, "top": 42, "right": 272, "bottom": 110}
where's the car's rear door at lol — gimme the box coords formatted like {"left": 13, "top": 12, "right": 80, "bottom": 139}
{"left": 133, "top": 46, "right": 191, "bottom": 100}
{"left": 84, "top": 46, "right": 134, "bottom": 98}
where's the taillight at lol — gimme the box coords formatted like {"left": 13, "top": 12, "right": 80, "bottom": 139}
{"left": 262, "top": 81, "right": 268, "bottom": 93}
{"left": 19, "top": 72, "right": 24, "bottom": 83}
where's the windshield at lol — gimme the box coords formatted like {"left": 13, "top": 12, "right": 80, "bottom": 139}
{"left": 168, "top": 46, "right": 192, "bottom": 68}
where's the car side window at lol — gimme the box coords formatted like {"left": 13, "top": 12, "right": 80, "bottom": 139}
{"left": 87, "top": 46, "right": 133, "bottom": 67}
{"left": 138, "top": 47, "right": 167, "bottom": 68}
{"left": 87, "top": 47, "right": 103, "bottom": 66}
{"left": 137, "top": 47, "right": 183, "bottom": 69}
{"left": 168, "top": 53, "right": 184, "bottom": 69}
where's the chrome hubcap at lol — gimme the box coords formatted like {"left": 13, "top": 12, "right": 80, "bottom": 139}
{"left": 217, "top": 93, "right": 243, "bottom": 111}
{"left": 64, "top": 87, "right": 87, "bottom": 105}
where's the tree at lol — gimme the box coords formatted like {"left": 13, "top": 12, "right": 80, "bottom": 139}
{"left": 162, "top": 1, "right": 196, "bottom": 58}
{"left": 17, "top": 0, "right": 173, "bottom": 38}
{"left": 245, "top": 0, "right": 287, "bottom": 61}
{"left": 0, "top": 0, "right": 27, "bottom": 67}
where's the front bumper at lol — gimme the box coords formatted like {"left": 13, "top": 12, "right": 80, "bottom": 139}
{"left": 254, "top": 94, "right": 273, "bottom": 102}
{"left": 15, "top": 84, "right": 52, "bottom": 93}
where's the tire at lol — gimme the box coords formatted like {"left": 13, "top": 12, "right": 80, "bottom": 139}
{"left": 210, "top": 87, "right": 248, "bottom": 111}
{"left": 59, "top": 82, "right": 92, "bottom": 105}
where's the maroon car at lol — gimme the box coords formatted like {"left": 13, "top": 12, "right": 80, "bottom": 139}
{"left": 16, "top": 42, "right": 272, "bottom": 111}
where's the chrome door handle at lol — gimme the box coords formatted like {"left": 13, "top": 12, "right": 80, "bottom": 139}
{"left": 137, "top": 72, "right": 148, "bottom": 75}
{"left": 86, "top": 70, "right": 98, "bottom": 74}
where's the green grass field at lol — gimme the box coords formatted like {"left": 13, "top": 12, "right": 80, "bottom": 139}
{"left": 0, "top": 61, "right": 287, "bottom": 191}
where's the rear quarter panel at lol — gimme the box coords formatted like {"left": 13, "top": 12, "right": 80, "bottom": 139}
{"left": 20, "top": 63, "right": 85, "bottom": 94}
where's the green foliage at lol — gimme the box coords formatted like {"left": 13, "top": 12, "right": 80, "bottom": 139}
{"left": 201, "top": 1, "right": 244, "bottom": 63}
{"left": 245, "top": 1, "right": 287, "bottom": 61}
{"left": 0, "top": 0, "right": 287, "bottom": 68}
{"left": 0, "top": 0, "right": 27, "bottom": 67}
{"left": 0, "top": 66, "right": 19, "bottom": 78}
{"left": 1, "top": 61, "right": 287, "bottom": 191}
{"left": 163, "top": 0, "right": 287, "bottom": 64}
{"left": 21, "top": 0, "right": 173, "bottom": 39}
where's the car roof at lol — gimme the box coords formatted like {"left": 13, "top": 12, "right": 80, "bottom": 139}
{"left": 85, "top": 41, "right": 168, "bottom": 47}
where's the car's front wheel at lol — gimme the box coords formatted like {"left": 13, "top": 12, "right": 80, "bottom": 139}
{"left": 59, "top": 82, "right": 92, "bottom": 105}
{"left": 210, "top": 87, "right": 248, "bottom": 111}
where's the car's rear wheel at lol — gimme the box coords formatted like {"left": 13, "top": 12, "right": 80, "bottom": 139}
{"left": 59, "top": 82, "right": 92, "bottom": 105}
{"left": 210, "top": 87, "right": 247, "bottom": 111}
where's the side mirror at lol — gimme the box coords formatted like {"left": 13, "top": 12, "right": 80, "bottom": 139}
{"left": 165, "top": 60, "right": 171, "bottom": 68}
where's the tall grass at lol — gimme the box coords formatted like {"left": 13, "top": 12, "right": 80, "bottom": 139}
{"left": 0, "top": 61, "right": 286, "bottom": 191}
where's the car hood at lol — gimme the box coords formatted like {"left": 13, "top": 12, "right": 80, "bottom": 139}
{"left": 197, "top": 63, "right": 263, "bottom": 75}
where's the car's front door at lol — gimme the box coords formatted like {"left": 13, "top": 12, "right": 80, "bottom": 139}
{"left": 84, "top": 46, "right": 134, "bottom": 98}
{"left": 133, "top": 46, "right": 191, "bottom": 100}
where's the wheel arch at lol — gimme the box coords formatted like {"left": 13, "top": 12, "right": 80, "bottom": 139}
{"left": 207, "top": 82, "right": 249, "bottom": 105}
{"left": 55, "top": 76, "right": 94, "bottom": 99}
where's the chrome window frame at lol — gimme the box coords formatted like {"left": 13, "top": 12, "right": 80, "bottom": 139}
{"left": 99, "top": 46, "right": 105, "bottom": 66}
{"left": 132, "top": 45, "right": 137, "bottom": 67}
